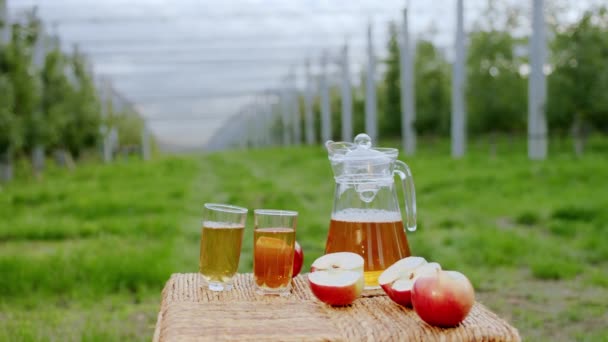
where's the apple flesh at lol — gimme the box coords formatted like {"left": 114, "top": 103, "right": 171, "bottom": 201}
{"left": 379, "top": 257, "right": 442, "bottom": 307}
{"left": 308, "top": 252, "right": 364, "bottom": 306}
{"left": 292, "top": 241, "right": 304, "bottom": 277}
{"left": 411, "top": 270, "right": 475, "bottom": 327}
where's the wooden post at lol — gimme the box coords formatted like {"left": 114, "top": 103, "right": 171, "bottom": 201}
{"left": 0, "top": 151, "right": 12, "bottom": 183}
{"left": 255, "top": 101, "right": 264, "bottom": 148}
{"left": 400, "top": 7, "right": 416, "bottom": 155}
{"left": 110, "top": 127, "right": 119, "bottom": 157}
{"left": 252, "top": 102, "right": 259, "bottom": 148}
{"left": 341, "top": 43, "right": 353, "bottom": 142}
{"left": 32, "top": 146, "right": 44, "bottom": 176}
{"left": 263, "top": 91, "right": 273, "bottom": 147}
{"left": 240, "top": 111, "right": 247, "bottom": 149}
{"left": 32, "top": 23, "right": 47, "bottom": 175}
{"left": 365, "top": 22, "right": 378, "bottom": 142}
{"left": 0, "top": 0, "right": 9, "bottom": 44}
{"left": 290, "top": 69, "right": 301, "bottom": 145}
{"left": 265, "top": 93, "right": 273, "bottom": 147}
{"left": 246, "top": 109, "right": 254, "bottom": 149}
{"left": 451, "top": 0, "right": 466, "bottom": 158}
{"left": 320, "top": 51, "right": 332, "bottom": 142}
{"left": 304, "top": 59, "right": 315, "bottom": 145}
{"left": 240, "top": 111, "right": 248, "bottom": 149}
{"left": 268, "top": 98, "right": 278, "bottom": 146}
{"left": 142, "top": 124, "right": 151, "bottom": 160}
{"left": 0, "top": 1, "right": 11, "bottom": 181}
{"left": 528, "top": 0, "right": 548, "bottom": 160}
{"left": 280, "top": 83, "right": 291, "bottom": 146}
{"left": 97, "top": 77, "right": 112, "bottom": 163}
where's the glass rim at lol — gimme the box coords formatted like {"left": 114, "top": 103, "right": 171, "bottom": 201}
{"left": 254, "top": 209, "right": 298, "bottom": 217}
{"left": 204, "top": 203, "right": 248, "bottom": 214}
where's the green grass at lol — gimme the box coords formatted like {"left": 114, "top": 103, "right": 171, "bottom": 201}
{"left": 1, "top": 137, "right": 608, "bottom": 341}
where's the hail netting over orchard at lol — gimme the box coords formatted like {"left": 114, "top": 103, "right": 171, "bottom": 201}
{"left": 7, "top": 0, "right": 607, "bottom": 157}
{"left": 214, "top": 0, "right": 551, "bottom": 158}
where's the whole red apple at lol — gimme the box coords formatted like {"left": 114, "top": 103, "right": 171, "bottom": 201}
{"left": 292, "top": 241, "right": 304, "bottom": 277}
{"left": 411, "top": 270, "right": 475, "bottom": 327}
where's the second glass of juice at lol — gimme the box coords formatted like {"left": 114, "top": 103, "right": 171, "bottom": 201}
{"left": 253, "top": 209, "right": 297, "bottom": 296}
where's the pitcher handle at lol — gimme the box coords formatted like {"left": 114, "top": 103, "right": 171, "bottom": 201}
{"left": 394, "top": 160, "right": 417, "bottom": 232}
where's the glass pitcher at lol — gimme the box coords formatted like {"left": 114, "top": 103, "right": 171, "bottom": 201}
{"left": 325, "top": 133, "right": 417, "bottom": 289}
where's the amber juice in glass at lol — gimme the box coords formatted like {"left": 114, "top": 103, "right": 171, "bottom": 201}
{"left": 199, "top": 203, "right": 248, "bottom": 292}
{"left": 199, "top": 222, "right": 245, "bottom": 285}
{"left": 325, "top": 209, "right": 411, "bottom": 288}
{"left": 254, "top": 228, "right": 295, "bottom": 288}
{"left": 253, "top": 210, "right": 298, "bottom": 296}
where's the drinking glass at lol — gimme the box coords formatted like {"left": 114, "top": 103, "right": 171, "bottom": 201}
{"left": 253, "top": 209, "right": 298, "bottom": 296}
{"left": 199, "top": 203, "right": 248, "bottom": 291}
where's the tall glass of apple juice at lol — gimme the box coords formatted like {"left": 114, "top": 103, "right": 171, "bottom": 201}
{"left": 253, "top": 209, "right": 297, "bottom": 296}
{"left": 200, "top": 203, "right": 248, "bottom": 292}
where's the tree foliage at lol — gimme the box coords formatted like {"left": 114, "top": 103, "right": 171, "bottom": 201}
{"left": 4, "top": 19, "right": 41, "bottom": 151}
{"left": 64, "top": 50, "right": 101, "bottom": 157}
{"left": 376, "top": 2, "right": 607, "bottom": 142}
{"left": 0, "top": 9, "right": 146, "bottom": 168}
{"left": 379, "top": 22, "right": 402, "bottom": 138}
{"left": 466, "top": 29, "right": 527, "bottom": 135}
{"left": 41, "top": 48, "right": 73, "bottom": 149}
{"left": 0, "top": 73, "right": 17, "bottom": 153}
{"left": 414, "top": 40, "right": 451, "bottom": 136}
{"left": 547, "top": 7, "right": 608, "bottom": 134}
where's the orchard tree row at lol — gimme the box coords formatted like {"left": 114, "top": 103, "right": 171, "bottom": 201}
{"left": 307, "top": 6, "right": 608, "bottom": 153}
{"left": 0, "top": 11, "right": 145, "bottom": 181}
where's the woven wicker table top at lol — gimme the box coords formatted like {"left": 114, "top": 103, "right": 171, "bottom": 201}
{"left": 153, "top": 273, "right": 520, "bottom": 342}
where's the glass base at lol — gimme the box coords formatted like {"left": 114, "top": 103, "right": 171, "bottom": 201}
{"left": 207, "top": 281, "right": 233, "bottom": 292}
{"left": 255, "top": 284, "right": 291, "bottom": 296}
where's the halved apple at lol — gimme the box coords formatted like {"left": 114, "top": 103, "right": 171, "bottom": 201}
{"left": 378, "top": 257, "right": 441, "bottom": 307}
{"left": 308, "top": 252, "right": 364, "bottom": 306}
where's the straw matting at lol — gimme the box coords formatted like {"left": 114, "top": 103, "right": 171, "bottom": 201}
{"left": 154, "top": 273, "right": 521, "bottom": 342}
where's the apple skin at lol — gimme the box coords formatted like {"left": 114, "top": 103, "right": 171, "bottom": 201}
{"left": 308, "top": 275, "right": 363, "bottom": 306}
{"left": 411, "top": 270, "right": 475, "bottom": 327}
{"left": 381, "top": 281, "right": 413, "bottom": 307}
{"left": 292, "top": 241, "right": 304, "bottom": 277}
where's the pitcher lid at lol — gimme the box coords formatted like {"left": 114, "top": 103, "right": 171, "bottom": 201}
{"left": 326, "top": 133, "right": 398, "bottom": 163}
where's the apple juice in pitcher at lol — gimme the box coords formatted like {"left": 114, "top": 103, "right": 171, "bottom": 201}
{"left": 325, "top": 209, "right": 411, "bottom": 287}
{"left": 325, "top": 134, "right": 417, "bottom": 289}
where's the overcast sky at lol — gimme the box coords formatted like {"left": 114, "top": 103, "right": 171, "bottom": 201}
{"left": 5, "top": 0, "right": 600, "bottom": 149}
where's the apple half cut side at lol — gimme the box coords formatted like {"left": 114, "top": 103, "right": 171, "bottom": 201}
{"left": 308, "top": 252, "right": 364, "bottom": 306}
{"left": 310, "top": 252, "right": 365, "bottom": 274}
{"left": 379, "top": 257, "right": 441, "bottom": 307}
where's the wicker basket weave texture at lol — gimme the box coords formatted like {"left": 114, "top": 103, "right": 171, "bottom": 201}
{"left": 153, "top": 273, "right": 521, "bottom": 342}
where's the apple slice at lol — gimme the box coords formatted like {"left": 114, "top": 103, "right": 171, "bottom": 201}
{"left": 379, "top": 257, "right": 441, "bottom": 307}
{"left": 308, "top": 252, "right": 364, "bottom": 306}
{"left": 292, "top": 241, "right": 304, "bottom": 277}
